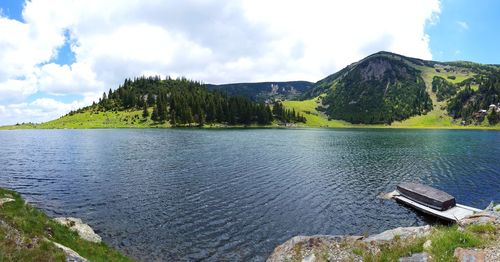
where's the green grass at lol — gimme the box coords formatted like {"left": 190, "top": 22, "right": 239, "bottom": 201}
{"left": 358, "top": 224, "right": 496, "bottom": 262}
{"left": 281, "top": 97, "right": 353, "bottom": 128}
{"left": 428, "top": 225, "right": 482, "bottom": 262}
{"left": 466, "top": 223, "right": 497, "bottom": 234}
{"left": 0, "top": 188, "right": 131, "bottom": 262}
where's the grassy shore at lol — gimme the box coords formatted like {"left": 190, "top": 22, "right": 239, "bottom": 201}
{"left": 360, "top": 224, "right": 497, "bottom": 261}
{"left": 1, "top": 99, "right": 499, "bottom": 130}
{"left": 0, "top": 188, "right": 131, "bottom": 262}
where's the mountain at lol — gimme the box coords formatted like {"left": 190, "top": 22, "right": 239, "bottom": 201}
{"left": 3, "top": 51, "right": 500, "bottom": 130}
{"left": 303, "top": 51, "right": 500, "bottom": 125}
{"left": 206, "top": 81, "right": 313, "bottom": 102}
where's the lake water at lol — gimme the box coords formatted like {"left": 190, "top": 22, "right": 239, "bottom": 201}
{"left": 0, "top": 129, "right": 499, "bottom": 261}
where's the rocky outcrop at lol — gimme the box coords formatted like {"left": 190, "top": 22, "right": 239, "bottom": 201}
{"left": 268, "top": 202, "right": 499, "bottom": 262}
{"left": 266, "top": 226, "right": 432, "bottom": 262}
{"left": 363, "top": 226, "right": 430, "bottom": 243}
{"left": 399, "top": 252, "right": 430, "bottom": 262}
{"left": 51, "top": 241, "right": 88, "bottom": 262}
{"left": 0, "top": 197, "right": 15, "bottom": 206}
{"left": 267, "top": 235, "right": 364, "bottom": 262}
{"left": 54, "top": 217, "right": 102, "bottom": 243}
{"left": 454, "top": 248, "right": 485, "bottom": 262}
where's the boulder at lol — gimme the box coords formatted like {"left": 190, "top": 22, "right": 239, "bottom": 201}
{"left": 458, "top": 212, "right": 499, "bottom": 227}
{"left": 454, "top": 248, "right": 485, "bottom": 262}
{"left": 54, "top": 217, "right": 102, "bottom": 243}
{"left": 52, "top": 241, "right": 88, "bottom": 262}
{"left": 266, "top": 235, "right": 363, "bottom": 262}
{"left": 0, "top": 198, "right": 15, "bottom": 206}
{"left": 363, "top": 226, "right": 431, "bottom": 243}
{"left": 399, "top": 252, "right": 430, "bottom": 262}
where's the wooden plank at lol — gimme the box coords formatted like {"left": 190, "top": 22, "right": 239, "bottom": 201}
{"left": 397, "top": 182, "right": 456, "bottom": 211}
{"left": 394, "top": 195, "right": 479, "bottom": 222}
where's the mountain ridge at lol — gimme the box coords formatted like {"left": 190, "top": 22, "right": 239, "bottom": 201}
{"left": 2, "top": 51, "right": 500, "bottom": 129}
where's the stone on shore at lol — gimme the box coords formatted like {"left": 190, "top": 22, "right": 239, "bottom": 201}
{"left": 399, "top": 252, "right": 430, "bottom": 262}
{"left": 363, "top": 226, "right": 431, "bottom": 243}
{"left": 54, "top": 217, "right": 102, "bottom": 243}
{"left": 0, "top": 198, "right": 15, "bottom": 206}
{"left": 454, "top": 248, "right": 485, "bottom": 262}
{"left": 52, "top": 241, "right": 88, "bottom": 262}
{"left": 266, "top": 235, "right": 363, "bottom": 262}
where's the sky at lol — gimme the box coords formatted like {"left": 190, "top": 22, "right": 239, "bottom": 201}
{"left": 0, "top": 0, "right": 499, "bottom": 125}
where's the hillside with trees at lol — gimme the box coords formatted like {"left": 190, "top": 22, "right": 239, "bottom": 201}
{"left": 297, "top": 51, "right": 500, "bottom": 127}
{"left": 66, "top": 77, "right": 305, "bottom": 127}
{"left": 320, "top": 55, "right": 433, "bottom": 124}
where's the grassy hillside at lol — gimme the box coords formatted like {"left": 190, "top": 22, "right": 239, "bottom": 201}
{"left": 2, "top": 52, "right": 500, "bottom": 130}
{"left": 0, "top": 188, "right": 130, "bottom": 261}
{"left": 0, "top": 109, "right": 169, "bottom": 130}
{"left": 295, "top": 51, "right": 500, "bottom": 129}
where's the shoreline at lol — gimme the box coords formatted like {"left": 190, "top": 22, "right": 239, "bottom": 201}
{"left": 0, "top": 187, "right": 131, "bottom": 261}
{"left": 1, "top": 124, "right": 500, "bottom": 131}
{"left": 268, "top": 203, "right": 499, "bottom": 261}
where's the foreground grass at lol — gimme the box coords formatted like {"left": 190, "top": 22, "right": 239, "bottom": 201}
{"left": 0, "top": 188, "right": 131, "bottom": 262}
{"left": 359, "top": 224, "right": 497, "bottom": 262}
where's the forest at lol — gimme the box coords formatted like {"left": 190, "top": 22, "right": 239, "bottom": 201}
{"left": 67, "top": 76, "right": 306, "bottom": 127}
{"left": 447, "top": 73, "right": 500, "bottom": 124}
{"left": 322, "top": 57, "right": 433, "bottom": 124}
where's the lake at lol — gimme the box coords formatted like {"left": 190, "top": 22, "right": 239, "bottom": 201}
{"left": 0, "top": 129, "right": 499, "bottom": 261}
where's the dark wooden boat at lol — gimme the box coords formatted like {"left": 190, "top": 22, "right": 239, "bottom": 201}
{"left": 396, "top": 182, "right": 456, "bottom": 211}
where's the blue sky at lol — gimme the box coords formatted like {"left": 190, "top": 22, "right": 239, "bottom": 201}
{"left": 0, "top": 0, "right": 499, "bottom": 125}
{"left": 428, "top": 0, "right": 500, "bottom": 64}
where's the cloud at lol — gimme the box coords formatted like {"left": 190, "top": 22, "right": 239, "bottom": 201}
{"left": 0, "top": 97, "right": 93, "bottom": 125}
{"left": 456, "top": 21, "right": 469, "bottom": 30}
{"left": 0, "top": 0, "right": 441, "bottom": 125}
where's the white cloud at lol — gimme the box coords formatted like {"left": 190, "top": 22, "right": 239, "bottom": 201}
{"left": 0, "top": 0, "right": 441, "bottom": 125}
{"left": 0, "top": 97, "right": 92, "bottom": 125}
{"left": 457, "top": 21, "right": 469, "bottom": 30}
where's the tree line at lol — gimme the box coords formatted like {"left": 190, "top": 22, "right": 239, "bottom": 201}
{"left": 448, "top": 73, "right": 500, "bottom": 124}
{"left": 68, "top": 76, "right": 306, "bottom": 126}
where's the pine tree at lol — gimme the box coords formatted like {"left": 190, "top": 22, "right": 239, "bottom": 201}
{"left": 151, "top": 105, "right": 159, "bottom": 121}
{"left": 142, "top": 104, "right": 149, "bottom": 118}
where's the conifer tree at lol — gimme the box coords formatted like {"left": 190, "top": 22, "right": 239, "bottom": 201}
{"left": 142, "top": 104, "right": 149, "bottom": 118}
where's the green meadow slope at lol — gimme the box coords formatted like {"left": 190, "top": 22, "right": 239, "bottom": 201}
{"left": 2, "top": 51, "right": 500, "bottom": 130}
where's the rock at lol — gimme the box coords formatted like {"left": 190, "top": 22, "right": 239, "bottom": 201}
{"left": 0, "top": 198, "right": 15, "bottom": 206}
{"left": 458, "top": 212, "right": 498, "bottom": 227}
{"left": 485, "top": 201, "right": 495, "bottom": 211}
{"left": 52, "top": 241, "right": 88, "bottom": 262}
{"left": 454, "top": 247, "right": 485, "bottom": 262}
{"left": 0, "top": 198, "right": 15, "bottom": 204}
{"left": 422, "top": 240, "right": 432, "bottom": 251}
{"left": 54, "top": 217, "right": 102, "bottom": 243}
{"left": 363, "top": 226, "right": 431, "bottom": 243}
{"left": 377, "top": 190, "right": 400, "bottom": 200}
{"left": 266, "top": 235, "right": 363, "bottom": 262}
{"left": 302, "top": 253, "right": 316, "bottom": 262}
{"left": 399, "top": 252, "right": 430, "bottom": 262}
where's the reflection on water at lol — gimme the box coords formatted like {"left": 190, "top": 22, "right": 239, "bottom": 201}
{"left": 0, "top": 128, "right": 499, "bottom": 261}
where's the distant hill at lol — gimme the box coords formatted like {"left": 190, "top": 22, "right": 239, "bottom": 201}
{"left": 206, "top": 81, "right": 313, "bottom": 102}
{"left": 3, "top": 51, "right": 500, "bottom": 130}
{"left": 303, "top": 51, "right": 500, "bottom": 125}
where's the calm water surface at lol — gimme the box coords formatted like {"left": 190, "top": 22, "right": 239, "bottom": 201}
{"left": 0, "top": 129, "right": 499, "bottom": 261}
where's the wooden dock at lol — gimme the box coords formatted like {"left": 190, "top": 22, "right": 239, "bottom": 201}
{"left": 394, "top": 194, "right": 482, "bottom": 222}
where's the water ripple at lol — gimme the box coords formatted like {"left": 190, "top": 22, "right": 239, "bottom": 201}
{"left": 0, "top": 129, "right": 499, "bottom": 261}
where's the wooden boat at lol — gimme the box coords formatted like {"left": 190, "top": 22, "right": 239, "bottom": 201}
{"left": 394, "top": 182, "right": 482, "bottom": 222}
{"left": 397, "top": 182, "right": 455, "bottom": 211}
